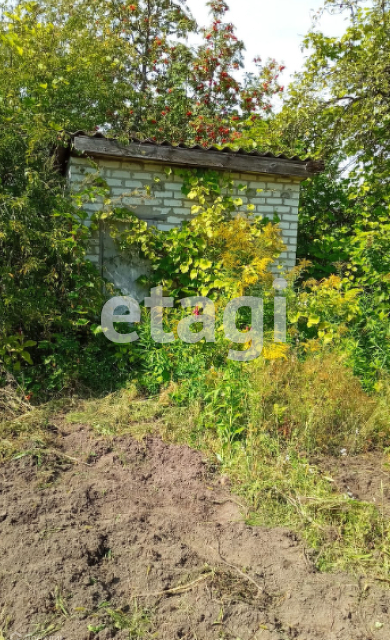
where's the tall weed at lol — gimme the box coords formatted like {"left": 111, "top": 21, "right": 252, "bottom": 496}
{"left": 249, "top": 354, "right": 390, "bottom": 454}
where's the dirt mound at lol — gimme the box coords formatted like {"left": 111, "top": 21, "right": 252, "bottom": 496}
{"left": 1, "top": 422, "right": 390, "bottom": 640}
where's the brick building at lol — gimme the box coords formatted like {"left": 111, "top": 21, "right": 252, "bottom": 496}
{"left": 63, "top": 133, "right": 322, "bottom": 298}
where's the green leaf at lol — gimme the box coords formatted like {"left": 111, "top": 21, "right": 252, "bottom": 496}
{"left": 21, "top": 351, "right": 33, "bottom": 364}
{"left": 307, "top": 316, "right": 321, "bottom": 327}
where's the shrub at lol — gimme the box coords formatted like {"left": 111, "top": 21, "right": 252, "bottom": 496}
{"left": 170, "top": 352, "right": 390, "bottom": 459}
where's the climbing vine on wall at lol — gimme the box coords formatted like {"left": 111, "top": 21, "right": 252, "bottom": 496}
{"left": 98, "top": 168, "right": 285, "bottom": 300}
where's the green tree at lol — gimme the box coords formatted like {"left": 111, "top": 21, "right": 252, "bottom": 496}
{"left": 267, "top": 0, "right": 390, "bottom": 274}
{"left": 267, "top": 0, "right": 390, "bottom": 383}
{"left": 279, "top": 0, "right": 390, "bottom": 167}
{"left": 185, "top": 0, "right": 284, "bottom": 145}
{"left": 0, "top": 0, "right": 283, "bottom": 144}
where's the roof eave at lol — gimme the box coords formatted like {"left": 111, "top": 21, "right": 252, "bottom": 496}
{"left": 71, "top": 135, "right": 323, "bottom": 179}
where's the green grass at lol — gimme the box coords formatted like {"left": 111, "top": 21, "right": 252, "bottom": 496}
{"left": 0, "top": 600, "right": 151, "bottom": 640}
{"left": 87, "top": 601, "right": 151, "bottom": 639}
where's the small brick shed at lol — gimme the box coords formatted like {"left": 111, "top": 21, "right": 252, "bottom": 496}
{"left": 64, "top": 133, "right": 322, "bottom": 299}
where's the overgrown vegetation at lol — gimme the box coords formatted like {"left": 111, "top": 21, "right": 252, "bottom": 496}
{"left": 274, "top": 0, "right": 390, "bottom": 387}
{"left": 108, "top": 169, "right": 284, "bottom": 298}
{"left": 2, "top": 0, "right": 390, "bottom": 593}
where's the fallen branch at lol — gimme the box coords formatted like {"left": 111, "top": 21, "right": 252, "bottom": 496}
{"left": 374, "top": 575, "right": 390, "bottom": 585}
{"left": 215, "top": 540, "right": 265, "bottom": 596}
{"left": 135, "top": 571, "right": 214, "bottom": 598}
{"left": 212, "top": 497, "right": 247, "bottom": 513}
{"left": 50, "top": 449, "right": 92, "bottom": 467}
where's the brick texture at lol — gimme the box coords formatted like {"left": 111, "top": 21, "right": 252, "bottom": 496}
{"left": 68, "top": 156, "right": 302, "bottom": 297}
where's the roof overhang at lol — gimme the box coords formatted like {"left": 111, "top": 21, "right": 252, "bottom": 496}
{"left": 68, "top": 134, "right": 323, "bottom": 180}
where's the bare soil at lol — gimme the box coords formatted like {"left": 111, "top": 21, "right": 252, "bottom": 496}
{"left": 1, "top": 421, "right": 390, "bottom": 640}
{"left": 315, "top": 452, "right": 390, "bottom": 512}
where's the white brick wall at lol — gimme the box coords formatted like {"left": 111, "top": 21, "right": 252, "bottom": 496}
{"left": 68, "top": 156, "right": 302, "bottom": 297}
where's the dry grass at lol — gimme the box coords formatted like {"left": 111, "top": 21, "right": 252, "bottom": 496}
{"left": 0, "top": 401, "right": 60, "bottom": 463}
{"left": 66, "top": 385, "right": 166, "bottom": 438}
{"left": 249, "top": 353, "right": 390, "bottom": 454}
{"left": 0, "top": 377, "right": 32, "bottom": 420}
